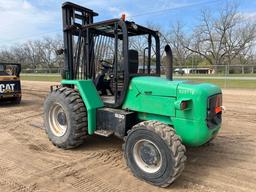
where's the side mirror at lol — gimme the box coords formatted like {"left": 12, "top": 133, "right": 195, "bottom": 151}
{"left": 56, "top": 48, "right": 64, "bottom": 56}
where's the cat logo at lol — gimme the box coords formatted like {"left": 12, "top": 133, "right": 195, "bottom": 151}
{"left": 0, "top": 83, "right": 15, "bottom": 93}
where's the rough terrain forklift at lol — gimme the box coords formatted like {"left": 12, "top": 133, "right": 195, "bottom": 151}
{"left": 0, "top": 63, "right": 21, "bottom": 104}
{"left": 44, "top": 2, "right": 223, "bottom": 187}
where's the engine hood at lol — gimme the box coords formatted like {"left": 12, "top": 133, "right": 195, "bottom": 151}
{"left": 130, "top": 76, "right": 185, "bottom": 97}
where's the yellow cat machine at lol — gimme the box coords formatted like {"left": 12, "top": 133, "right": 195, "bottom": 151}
{"left": 0, "top": 63, "right": 21, "bottom": 104}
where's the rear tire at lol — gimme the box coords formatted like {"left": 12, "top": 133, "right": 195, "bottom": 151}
{"left": 44, "top": 87, "right": 87, "bottom": 149}
{"left": 12, "top": 96, "right": 21, "bottom": 104}
{"left": 124, "top": 120, "right": 186, "bottom": 187}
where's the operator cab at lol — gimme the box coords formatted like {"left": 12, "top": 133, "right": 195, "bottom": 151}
{"left": 0, "top": 63, "right": 21, "bottom": 79}
{"left": 92, "top": 21, "right": 161, "bottom": 107}
{"left": 61, "top": 3, "right": 161, "bottom": 107}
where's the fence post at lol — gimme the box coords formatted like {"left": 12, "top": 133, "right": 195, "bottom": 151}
{"left": 224, "top": 65, "right": 228, "bottom": 88}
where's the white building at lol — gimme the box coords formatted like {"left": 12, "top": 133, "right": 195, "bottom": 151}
{"left": 174, "top": 68, "right": 215, "bottom": 74}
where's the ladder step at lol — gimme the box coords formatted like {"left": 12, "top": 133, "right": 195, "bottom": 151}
{"left": 94, "top": 130, "right": 114, "bottom": 137}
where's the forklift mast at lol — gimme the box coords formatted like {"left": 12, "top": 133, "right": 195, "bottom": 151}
{"left": 62, "top": 2, "right": 98, "bottom": 80}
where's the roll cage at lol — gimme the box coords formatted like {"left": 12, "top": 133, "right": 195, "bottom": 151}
{"left": 62, "top": 2, "right": 161, "bottom": 107}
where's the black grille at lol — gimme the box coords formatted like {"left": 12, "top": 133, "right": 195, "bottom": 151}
{"left": 207, "top": 94, "right": 222, "bottom": 129}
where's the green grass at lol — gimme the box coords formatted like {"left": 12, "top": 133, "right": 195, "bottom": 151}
{"left": 21, "top": 75, "right": 61, "bottom": 82}
{"left": 174, "top": 73, "right": 256, "bottom": 77}
{"left": 184, "top": 78, "right": 256, "bottom": 89}
{"left": 21, "top": 74, "right": 256, "bottom": 89}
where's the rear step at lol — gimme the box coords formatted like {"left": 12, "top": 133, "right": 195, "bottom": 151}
{"left": 94, "top": 130, "right": 114, "bottom": 137}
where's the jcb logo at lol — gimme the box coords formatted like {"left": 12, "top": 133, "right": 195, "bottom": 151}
{"left": 0, "top": 84, "right": 15, "bottom": 93}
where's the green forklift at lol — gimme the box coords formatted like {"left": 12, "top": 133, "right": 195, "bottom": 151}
{"left": 44, "top": 2, "right": 223, "bottom": 187}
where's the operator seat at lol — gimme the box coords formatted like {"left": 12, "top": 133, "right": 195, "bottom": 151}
{"left": 106, "top": 49, "right": 139, "bottom": 99}
{"left": 94, "top": 61, "right": 114, "bottom": 96}
{"left": 128, "top": 49, "right": 139, "bottom": 74}
{"left": 0, "top": 71, "right": 9, "bottom": 76}
{"left": 95, "top": 50, "right": 139, "bottom": 97}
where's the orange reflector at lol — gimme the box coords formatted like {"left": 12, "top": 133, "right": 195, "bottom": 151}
{"left": 215, "top": 106, "right": 222, "bottom": 114}
{"left": 180, "top": 101, "right": 188, "bottom": 110}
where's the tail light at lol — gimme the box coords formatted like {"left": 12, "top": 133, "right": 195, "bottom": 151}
{"left": 207, "top": 94, "right": 222, "bottom": 129}
{"left": 214, "top": 94, "right": 223, "bottom": 114}
{"left": 180, "top": 101, "right": 188, "bottom": 110}
{"left": 215, "top": 106, "right": 222, "bottom": 114}
{"left": 175, "top": 99, "right": 191, "bottom": 111}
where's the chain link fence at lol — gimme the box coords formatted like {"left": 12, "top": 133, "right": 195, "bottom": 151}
{"left": 173, "top": 65, "right": 256, "bottom": 89}
{"left": 173, "top": 65, "right": 256, "bottom": 75}
{"left": 21, "top": 67, "right": 61, "bottom": 74}
{"left": 21, "top": 65, "right": 256, "bottom": 89}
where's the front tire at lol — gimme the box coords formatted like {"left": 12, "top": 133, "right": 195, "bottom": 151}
{"left": 12, "top": 96, "right": 21, "bottom": 104}
{"left": 44, "top": 87, "right": 87, "bottom": 149}
{"left": 124, "top": 121, "right": 186, "bottom": 187}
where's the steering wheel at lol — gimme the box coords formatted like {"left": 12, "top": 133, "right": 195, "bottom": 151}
{"left": 95, "top": 60, "right": 114, "bottom": 96}
{"left": 100, "top": 59, "right": 113, "bottom": 69}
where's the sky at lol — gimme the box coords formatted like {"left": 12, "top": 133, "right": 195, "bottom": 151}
{"left": 0, "top": 0, "right": 255, "bottom": 47}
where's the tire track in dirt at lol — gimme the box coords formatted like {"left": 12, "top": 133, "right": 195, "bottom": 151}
{"left": 183, "top": 171, "right": 255, "bottom": 192}
{"left": 0, "top": 113, "right": 43, "bottom": 134}
{"left": 0, "top": 158, "right": 27, "bottom": 178}
{"left": 20, "top": 150, "right": 128, "bottom": 192}
{"left": 70, "top": 174, "right": 124, "bottom": 192}
{"left": 1, "top": 83, "right": 256, "bottom": 192}
{"left": 0, "top": 178, "right": 34, "bottom": 192}
{"left": 23, "top": 149, "right": 124, "bottom": 178}
{"left": 0, "top": 157, "right": 36, "bottom": 192}
{"left": 22, "top": 90, "right": 48, "bottom": 99}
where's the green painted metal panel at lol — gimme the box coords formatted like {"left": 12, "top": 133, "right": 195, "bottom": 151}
{"left": 122, "top": 76, "right": 180, "bottom": 116}
{"left": 172, "top": 118, "right": 221, "bottom": 146}
{"left": 175, "top": 82, "right": 221, "bottom": 121}
{"left": 128, "top": 76, "right": 184, "bottom": 97}
{"left": 61, "top": 79, "right": 104, "bottom": 134}
{"left": 172, "top": 82, "right": 222, "bottom": 146}
{"left": 122, "top": 77, "right": 222, "bottom": 146}
{"left": 61, "top": 77, "right": 222, "bottom": 146}
{"left": 137, "top": 113, "right": 172, "bottom": 125}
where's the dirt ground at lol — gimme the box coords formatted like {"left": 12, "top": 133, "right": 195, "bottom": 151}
{"left": 0, "top": 81, "right": 255, "bottom": 192}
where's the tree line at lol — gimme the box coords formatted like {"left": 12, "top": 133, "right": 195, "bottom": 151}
{"left": 0, "top": 36, "right": 63, "bottom": 73}
{"left": 0, "top": 3, "right": 255, "bottom": 73}
{"left": 167, "top": 3, "right": 256, "bottom": 68}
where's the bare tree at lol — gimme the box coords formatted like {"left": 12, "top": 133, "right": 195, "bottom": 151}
{"left": 0, "top": 35, "right": 64, "bottom": 72}
{"left": 38, "top": 36, "right": 63, "bottom": 72}
{"left": 223, "top": 22, "right": 256, "bottom": 66}
{"left": 0, "top": 49, "right": 16, "bottom": 63}
{"left": 168, "top": 22, "right": 192, "bottom": 67}
{"left": 183, "top": 3, "right": 256, "bottom": 66}
{"left": 22, "top": 40, "right": 42, "bottom": 69}
{"left": 129, "top": 35, "right": 147, "bottom": 56}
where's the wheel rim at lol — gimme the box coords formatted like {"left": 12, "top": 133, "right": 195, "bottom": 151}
{"left": 133, "top": 139, "right": 162, "bottom": 174}
{"left": 48, "top": 103, "right": 68, "bottom": 137}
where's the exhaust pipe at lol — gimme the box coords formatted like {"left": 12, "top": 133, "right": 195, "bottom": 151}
{"left": 164, "top": 44, "right": 173, "bottom": 80}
